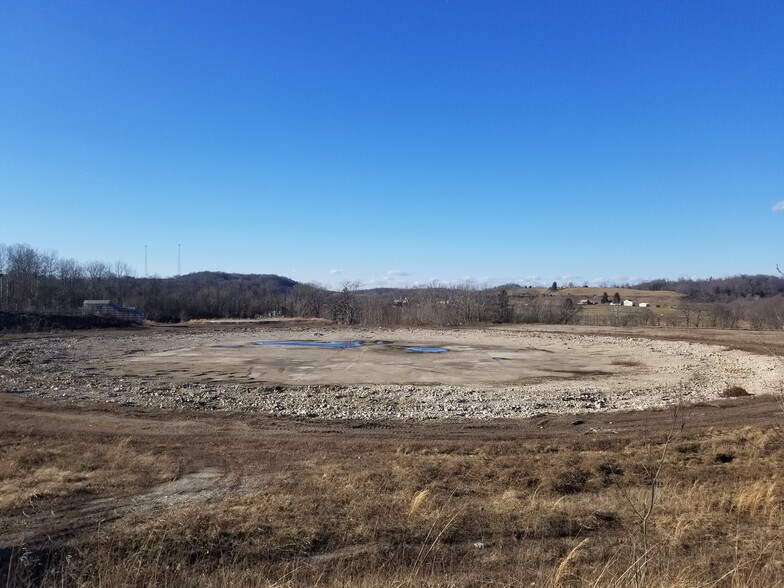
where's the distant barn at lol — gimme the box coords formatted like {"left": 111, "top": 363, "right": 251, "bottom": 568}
{"left": 83, "top": 300, "right": 144, "bottom": 323}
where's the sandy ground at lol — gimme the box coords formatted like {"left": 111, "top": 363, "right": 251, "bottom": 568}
{"left": 1, "top": 322, "right": 782, "bottom": 419}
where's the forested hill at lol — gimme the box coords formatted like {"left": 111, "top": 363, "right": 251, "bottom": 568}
{"left": 633, "top": 274, "right": 784, "bottom": 302}
{"left": 136, "top": 272, "right": 305, "bottom": 321}
{"left": 173, "top": 271, "right": 297, "bottom": 293}
{"left": 0, "top": 243, "right": 310, "bottom": 321}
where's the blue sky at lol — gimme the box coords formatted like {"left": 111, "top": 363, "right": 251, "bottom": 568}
{"left": 2, "top": 1, "right": 782, "bottom": 289}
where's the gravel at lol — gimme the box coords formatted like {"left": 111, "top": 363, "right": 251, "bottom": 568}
{"left": 1, "top": 327, "right": 781, "bottom": 421}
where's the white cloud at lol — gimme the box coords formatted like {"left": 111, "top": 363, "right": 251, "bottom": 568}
{"left": 773, "top": 201, "right": 784, "bottom": 212}
{"left": 329, "top": 269, "right": 342, "bottom": 275}
{"left": 357, "top": 271, "right": 413, "bottom": 289}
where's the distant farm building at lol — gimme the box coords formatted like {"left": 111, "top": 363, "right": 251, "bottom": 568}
{"left": 639, "top": 302, "right": 651, "bottom": 308}
{"left": 578, "top": 299, "right": 596, "bottom": 305}
{"left": 83, "top": 300, "right": 144, "bottom": 323}
{"left": 623, "top": 299, "right": 636, "bottom": 307}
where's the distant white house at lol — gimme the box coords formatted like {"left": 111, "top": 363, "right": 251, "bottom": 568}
{"left": 623, "top": 299, "right": 636, "bottom": 307}
{"left": 639, "top": 302, "right": 651, "bottom": 308}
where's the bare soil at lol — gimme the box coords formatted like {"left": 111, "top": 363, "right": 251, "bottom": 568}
{"left": 2, "top": 322, "right": 782, "bottom": 419}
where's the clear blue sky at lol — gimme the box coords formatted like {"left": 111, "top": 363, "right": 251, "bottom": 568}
{"left": 2, "top": 1, "right": 782, "bottom": 289}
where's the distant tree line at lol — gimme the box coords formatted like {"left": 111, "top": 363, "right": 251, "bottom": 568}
{"left": 633, "top": 275, "right": 784, "bottom": 302}
{"left": 2, "top": 242, "right": 783, "bottom": 329}
{"left": 0, "top": 243, "right": 298, "bottom": 322}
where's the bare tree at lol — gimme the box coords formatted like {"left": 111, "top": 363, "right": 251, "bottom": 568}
{"left": 554, "top": 297, "right": 580, "bottom": 324}
{"left": 493, "top": 289, "right": 512, "bottom": 323}
{"left": 83, "top": 260, "right": 112, "bottom": 300}
{"left": 84, "top": 260, "right": 112, "bottom": 282}
{"left": 6, "top": 244, "right": 41, "bottom": 309}
{"left": 679, "top": 304, "right": 702, "bottom": 328}
{"left": 56, "top": 258, "right": 85, "bottom": 308}
{"left": 0, "top": 243, "right": 7, "bottom": 309}
{"left": 518, "top": 295, "right": 542, "bottom": 324}
{"left": 290, "top": 282, "right": 329, "bottom": 318}
{"left": 112, "top": 261, "right": 135, "bottom": 304}
{"left": 610, "top": 304, "right": 632, "bottom": 327}
{"left": 333, "top": 281, "right": 360, "bottom": 324}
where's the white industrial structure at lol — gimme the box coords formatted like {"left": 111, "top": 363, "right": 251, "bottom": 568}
{"left": 83, "top": 300, "right": 144, "bottom": 323}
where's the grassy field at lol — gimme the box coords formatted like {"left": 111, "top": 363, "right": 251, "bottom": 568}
{"left": 506, "top": 287, "right": 687, "bottom": 327}
{"left": 518, "top": 287, "right": 685, "bottom": 307}
{"left": 2, "top": 396, "right": 783, "bottom": 587}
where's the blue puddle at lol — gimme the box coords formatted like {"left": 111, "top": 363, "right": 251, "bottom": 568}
{"left": 255, "top": 340, "right": 363, "bottom": 348}
{"left": 220, "top": 344, "right": 243, "bottom": 348}
{"left": 252, "top": 340, "right": 449, "bottom": 353}
{"left": 493, "top": 357, "right": 509, "bottom": 360}
{"left": 405, "top": 346, "right": 448, "bottom": 353}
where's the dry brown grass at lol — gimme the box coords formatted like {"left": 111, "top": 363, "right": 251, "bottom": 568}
{"left": 0, "top": 436, "right": 182, "bottom": 513}
{"left": 3, "top": 414, "right": 782, "bottom": 588}
{"left": 610, "top": 359, "right": 644, "bottom": 368}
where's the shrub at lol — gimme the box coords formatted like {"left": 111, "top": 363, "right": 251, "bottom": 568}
{"left": 721, "top": 385, "right": 751, "bottom": 398}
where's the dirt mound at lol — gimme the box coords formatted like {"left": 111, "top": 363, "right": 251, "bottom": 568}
{"left": 0, "top": 311, "right": 142, "bottom": 333}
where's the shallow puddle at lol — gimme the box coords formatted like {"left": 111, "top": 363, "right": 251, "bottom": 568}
{"left": 405, "top": 347, "right": 448, "bottom": 353}
{"left": 255, "top": 340, "right": 363, "bottom": 348}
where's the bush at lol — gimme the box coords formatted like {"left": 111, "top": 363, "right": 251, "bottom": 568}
{"left": 721, "top": 386, "right": 751, "bottom": 398}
